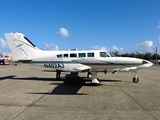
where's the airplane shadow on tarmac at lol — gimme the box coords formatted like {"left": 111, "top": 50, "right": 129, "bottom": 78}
{"left": 0, "top": 75, "right": 16, "bottom": 81}
{"left": 7, "top": 74, "right": 122, "bottom": 95}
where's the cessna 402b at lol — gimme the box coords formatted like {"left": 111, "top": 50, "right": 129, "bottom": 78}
{"left": 5, "top": 32, "right": 153, "bottom": 84}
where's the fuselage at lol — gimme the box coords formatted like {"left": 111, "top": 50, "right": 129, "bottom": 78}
{"left": 27, "top": 49, "right": 153, "bottom": 72}
{"left": 5, "top": 32, "right": 154, "bottom": 84}
{"left": 5, "top": 32, "right": 153, "bottom": 73}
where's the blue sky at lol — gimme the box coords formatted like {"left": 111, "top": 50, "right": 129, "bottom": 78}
{"left": 0, "top": 0, "right": 160, "bottom": 54}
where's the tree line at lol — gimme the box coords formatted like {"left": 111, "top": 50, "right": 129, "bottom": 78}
{"left": 112, "top": 51, "right": 160, "bottom": 61}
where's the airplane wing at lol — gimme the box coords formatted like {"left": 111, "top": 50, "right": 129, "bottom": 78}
{"left": 72, "top": 58, "right": 139, "bottom": 73}
{"left": 112, "top": 67, "right": 137, "bottom": 74}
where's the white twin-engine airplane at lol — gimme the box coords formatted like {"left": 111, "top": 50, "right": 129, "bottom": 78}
{"left": 5, "top": 32, "right": 153, "bottom": 84}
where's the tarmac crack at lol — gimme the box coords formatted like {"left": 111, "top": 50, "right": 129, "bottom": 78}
{"left": 121, "top": 87, "right": 158, "bottom": 120}
{"left": 0, "top": 103, "right": 46, "bottom": 107}
{"left": 10, "top": 88, "right": 53, "bottom": 120}
{"left": 0, "top": 104, "right": 28, "bottom": 107}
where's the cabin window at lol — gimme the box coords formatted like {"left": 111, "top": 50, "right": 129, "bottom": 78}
{"left": 70, "top": 53, "right": 77, "bottom": 57}
{"left": 64, "top": 54, "right": 68, "bottom": 58}
{"left": 100, "top": 52, "right": 109, "bottom": 57}
{"left": 87, "top": 53, "right": 94, "bottom": 57}
{"left": 57, "top": 54, "right": 62, "bottom": 58}
{"left": 78, "top": 53, "right": 86, "bottom": 57}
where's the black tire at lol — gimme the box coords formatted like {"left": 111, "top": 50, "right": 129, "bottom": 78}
{"left": 87, "top": 73, "right": 92, "bottom": 78}
{"left": 133, "top": 77, "right": 139, "bottom": 83}
{"left": 2, "top": 59, "right": 5, "bottom": 65}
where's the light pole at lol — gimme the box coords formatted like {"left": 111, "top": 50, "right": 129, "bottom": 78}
{"left": 156, "top": 47, "right": 158, "bottom": 63}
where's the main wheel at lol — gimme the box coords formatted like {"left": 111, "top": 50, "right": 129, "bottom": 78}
{"left": 87, "top": 72, "right": 92, "bottom": 78}
{"left": 133, "top": 77, "right": 139, "bottom": 83}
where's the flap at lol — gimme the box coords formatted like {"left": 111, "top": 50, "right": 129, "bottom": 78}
{"left": 74, "top": 65, "right": 91, "bottom": 71}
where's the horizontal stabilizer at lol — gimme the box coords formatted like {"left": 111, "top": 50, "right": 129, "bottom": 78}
{"left": 18, "top": 59, "right": 32, "bottom": 63}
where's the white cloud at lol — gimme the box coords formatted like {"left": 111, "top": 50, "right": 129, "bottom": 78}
{"left": 112, "top": 45, "right": 123, "bottom": 52}
{"left": 88, "top": 45, "right": 125, "bottom": 53}
{"left": 89, "top": 46, "right": 108, "bottom": 50}
{"left": 134, "top": 40, "right": 155, "bottom": 53}
{"left": 158, "top": 22, "right": 160, "bottom": 28}
{"left": 0, "top": 38, "right": 10, "bottom": 53}
{"left": 44, "top": 42, "right": 58, "bottom": 50}
{"left": 57, "top": 27, "right": 72, "bottom": 38}
{"left": 0, "top": 38, "right": 8, "bottom": 49}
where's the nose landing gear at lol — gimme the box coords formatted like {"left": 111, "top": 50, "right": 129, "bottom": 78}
{"left": 133, "top": 72, "right": 139, "bottom": 83}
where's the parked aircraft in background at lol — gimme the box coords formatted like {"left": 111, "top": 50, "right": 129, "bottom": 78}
{"left": 5, "top": 32, "right": 153, "bottom": 84}
{"left": 0, "top": 54, "right": 13, "bottom": 65}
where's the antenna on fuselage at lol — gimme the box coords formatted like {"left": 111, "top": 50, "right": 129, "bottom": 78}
{"left": 69, "top": 48, "right": 78, "bottom": 51}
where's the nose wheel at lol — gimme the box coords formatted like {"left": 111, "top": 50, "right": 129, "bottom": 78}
{"left": 133, "top": 77, "right": 139, "bottom": 83}
{"left": 133, "top": 72, "right": 139, "bottom": 83}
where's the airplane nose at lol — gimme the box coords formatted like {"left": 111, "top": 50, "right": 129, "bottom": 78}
{"left": 142, "top": 60, "right": 153, "bottom": 67}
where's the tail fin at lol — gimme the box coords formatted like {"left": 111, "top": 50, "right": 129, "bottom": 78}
{"left": 5, "top": 32, "right": 41, "bottom": 60}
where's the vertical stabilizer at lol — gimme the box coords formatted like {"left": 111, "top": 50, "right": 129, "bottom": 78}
{"left": 5, "top": 32, "right": 41, "bottom": 60}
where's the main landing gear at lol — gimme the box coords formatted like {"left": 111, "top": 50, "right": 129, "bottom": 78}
{"left": 87, "top": 72, "right": 100, "bottom": 85}
{"left": 91, "top": 72, "right": 100, "bottom": 84}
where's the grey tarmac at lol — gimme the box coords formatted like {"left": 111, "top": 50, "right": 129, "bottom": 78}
{"left": 0, "top": 64, "right": 160, "bottom": 120}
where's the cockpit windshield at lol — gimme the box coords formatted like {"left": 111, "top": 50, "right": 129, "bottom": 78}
{"left": 100, "top": 52, "right": 110, "bottom": 57}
